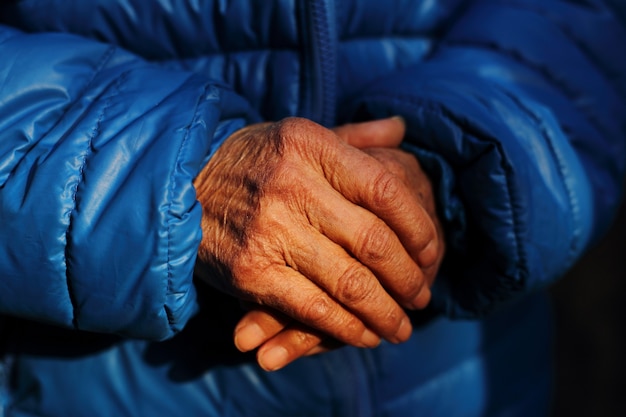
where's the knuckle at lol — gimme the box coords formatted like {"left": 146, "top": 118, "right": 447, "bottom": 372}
{"left": 335, "top": 263, "right": 377, "bottom": 304}
{"left": 271, "top": 159, "right": 299, "bottom": 186}
{"left": 277, "top": 116, "right": 314, "bottom": 132}
{"left": 379, "top": 263, "right": 422, "bottom": 305}
{"left": 298, "top": 293, "right": 365, "bottom": 344}
{"left": 380, "top": 307, "right": 403, "bottom": 330}
{"left": 300, "top": 294, "right": 333, "bottom": 324}
{"left": 371, "top": 170, "right": 402, "bottom": 208}
{"left": 274, "top": 117, "right": 320, "bottom": 146}
{"left": 230, "top": 250, "right": 279, "bottom": 291}
{"left": 420, "top": 215, "right": 438, "bottom": 240}
{"left": 272, "top": 117, "right": 331, "bottom": 164}
{"left": 354, "top": 219, "right": 394, "bottom": 265}
{"left": 416, "top": 222, "right": 438, "bottom": 253}
{"left": 339, "top": 316, "right": 365, "bottom": 340}
{"left": 398, "top": 269, "right": 424, "bottom": 301}
{"left": 409, "top": 212, "right": 437, "bottom": 248}
{"left": 292, "top": 329, "right": 315, "bottom": 346}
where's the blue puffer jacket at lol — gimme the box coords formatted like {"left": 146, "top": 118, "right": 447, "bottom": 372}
{"left": 1, "top": 1, "right": 625, "bottom": 416}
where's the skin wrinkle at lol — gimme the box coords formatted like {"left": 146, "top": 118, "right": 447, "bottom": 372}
{"left": 196, "top": 123, "right": 283, "bottom": 252}
{"left": 334, "top": 262, "right": 379, "bottom": 306}
{"left": 212, "top": 116, "right": 444, "bottom": 369}
{"left": 352, "top": 218, "right": 395, "bottom": 266}
{"left": 194, "top": 125, "right": 284, "bottom": 298}
{"left": 195, "top": 116, "right": 440, "bottom": 365}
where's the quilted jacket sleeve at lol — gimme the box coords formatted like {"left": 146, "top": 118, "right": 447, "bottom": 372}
{"left": 347, "top": 0, "right": 626, "bottom": 317}
{"left": 0, "top": 25, "right": 257, "bottom": 340}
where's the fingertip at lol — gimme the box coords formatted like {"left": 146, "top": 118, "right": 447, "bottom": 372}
{"left": 410, "top": 285, "right": 432, "bottom": 310}
{"left": 387, "top": 115, "right": 406, "bottom": 141}
{"left": 417, "top": 239, "right": 439, "bottom": 268}
{"left": 390, "top": 317, "right": 413, "bottom": 344}
{"left": 234, "top": 322, "right": 266, "bottom": 352}
{"left": 376, "top": 116, "right": 406, "bottom": 146}
{"left": 333, "top": 116, "right": 406, "bottom": 148}
{"left": 257, "top": 346, "right": 290, "bottom": 372}
{"left": 360, "top": 328, "right": 382, "bottom": 348}
{"left": 390, "top": 115, "right": 406, "bottom": 129}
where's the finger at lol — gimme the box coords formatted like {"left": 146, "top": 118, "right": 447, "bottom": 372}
{"left": 256, "top": 324, "right": 345, "bottom": 371}
{"left": 301, "top": 179, "right": 431, "bottom": 310}
{"left": 320, "top": 141, "right": 440, "bottom": 269}
{"left": 236, "top": 309, "right": 341, "bottom": 371}
{"left": 362, "top": 147, "right": 443, "bottom": 273}
{"left": 285, "top": 217, "right": 415, "bottom": 341}
{"left": 234, "top": 307, "right": 290, "bottom": 352}
{"left": 225, "top": 162, "right": 404, "bottom": 349}
{"left": 256, "top": 324, "right": 326, "bottom": 371}
{"left": 251, "top": 264, "right": 384, "bottom": 349}
{"left": 332, "top": 116, "right": 406, "bottom": 149}
{"left": 394, "top": 148, "right": 446, "bottom": 287}
{"left": 259, "top": 154, "right": 430, "bottom": 312}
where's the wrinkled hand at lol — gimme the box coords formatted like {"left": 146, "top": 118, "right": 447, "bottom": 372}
{"left": 233, "top": 133, "right": 446, "bottom": 371}
{"left": 194, "top": 117, "right": 439, "bottom": 358}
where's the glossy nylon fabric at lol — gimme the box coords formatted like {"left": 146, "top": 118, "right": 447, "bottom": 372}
{"left": 0, "top": 1, "right": 625, "bottom": 416}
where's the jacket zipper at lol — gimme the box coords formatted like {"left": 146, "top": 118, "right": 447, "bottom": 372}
{"left": 300, "top": 0, "right": 337, "bottom": 127}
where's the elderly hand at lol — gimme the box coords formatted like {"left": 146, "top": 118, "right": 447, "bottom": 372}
{"left": 233, "top": 137, "right": 445, "bottom": 371}
{"left": 194, "top": 117, "right": 440, "bottom": 355}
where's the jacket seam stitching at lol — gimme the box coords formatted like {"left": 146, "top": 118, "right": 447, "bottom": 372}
{"left": 164, "top": 79, "right": 209, "bottom": 330}
{"left": 60, "top": 46, "right": 118, "bottom": 329}
{"left": 63, "top": 69, "right": 126, "bottom": 330}
{"left": 63, "top": 97, "right": 111, "bottom": 329}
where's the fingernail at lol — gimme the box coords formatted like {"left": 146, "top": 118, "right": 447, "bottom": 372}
{"left": 259, "top": 346, "right": 289, "bottom": 372}
{"left": 361, "top": 329, "right": 381, "bottom": 348}
{"left": 391, "top": 317, "right": 412, "bottom": 343}
{"left": 234, "top": 322, "right": 266, "bottom": 352}
{"left": 417, "top": 240, "right": 437, "bottom": 267}
{"left": 390, "top": 115, "right": 406, "bottom": 126}
{"left": 411, "top": 286, "right": 432, "bottom": 310}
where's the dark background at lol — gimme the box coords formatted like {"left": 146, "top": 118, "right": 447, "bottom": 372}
{"left": 550, "top": 202, "right": 626, "bottom": 416}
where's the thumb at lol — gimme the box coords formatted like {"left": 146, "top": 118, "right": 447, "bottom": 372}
{"left": 333, "top": 116, "right": 406, "bottom": 149}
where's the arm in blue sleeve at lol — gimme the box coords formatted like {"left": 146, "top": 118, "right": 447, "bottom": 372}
{"left": 0, "top": 25, "right": 258, "bottom": 340}
{"left": 347, "top": 0, "right": 626, "bottom": 317}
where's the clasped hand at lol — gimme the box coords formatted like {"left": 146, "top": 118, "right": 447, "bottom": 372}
{"left": 194, "top": 117, "right": 444, "bottom": 370}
